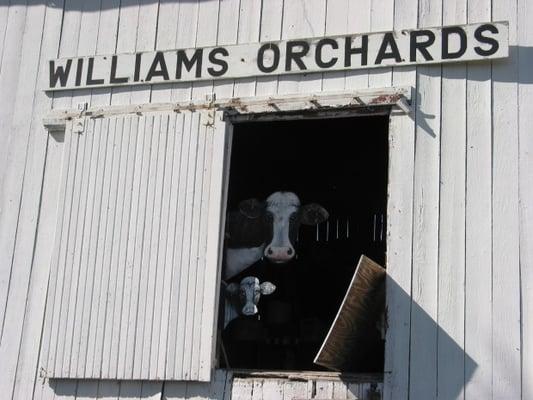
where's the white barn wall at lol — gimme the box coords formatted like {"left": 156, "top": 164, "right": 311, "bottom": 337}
{"left": 0, "top": 0, "right": 530, "bottom": 399}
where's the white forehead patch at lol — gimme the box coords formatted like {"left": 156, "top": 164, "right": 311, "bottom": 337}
{"left": 241, "top": 276, "right": 260, "bottom": 288}
{"left": 265, "top": 191, "right": 301, "bottom": 215}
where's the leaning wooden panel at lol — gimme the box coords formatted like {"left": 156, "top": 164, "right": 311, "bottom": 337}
{"left": 314, "top": 255, "right": 386, "bottom": 371}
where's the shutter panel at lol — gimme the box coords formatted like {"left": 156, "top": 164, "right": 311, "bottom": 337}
{"left": 42, "top": 111, "right": 228, "bottom": 381}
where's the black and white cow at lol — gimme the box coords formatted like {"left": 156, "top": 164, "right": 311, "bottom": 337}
{"left": 223, "top": 276, "right": 276, "bottom": 328}
{"left": 224, "top": 191, "right": 329, "bottom": 279}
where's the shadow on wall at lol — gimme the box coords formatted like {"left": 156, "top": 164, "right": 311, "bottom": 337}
{"left": 47, "top": 277, "right": 477, "bottom": 399}
{"left": 0, "top": 0, "right": 214, "bottom": 9}
{"left": 409, "top": 46, "right": 533, "bottom": 137}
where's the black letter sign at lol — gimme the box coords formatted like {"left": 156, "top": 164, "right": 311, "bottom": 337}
{"left": 146, "top": 52, "right": 170, "bottom": 81}
{"left": 208, "top": 48, "right": 229, "bottom": 77}
{"left": 315, "top": 38, "right": 338, "bottom": 68}
{"left": 257, "top": 43, "right": 280, "bottom": 73}
{"left": 49, "top": 59, "right": 72, "bottom": 88}
{"left": 375, "top": 33, "right": 402, "bottom": 64}
{"left": 410, "top": 30, "right": 436, "bottom": 61}
{"left": 110, "top": 55, "right": 129, "bottom": 84}
{"left": 176, "top": 49, "right": 203, "bottom": 79}
{"left": 442, "top": 26, "right": 467, "bottom": 59}
{"left": 345, "top": 35, "right": 368, "bottom": 67}
{"left": 285, "top": 41, "right": 310, "bottom": 71}
{"left": 474, "top": 24, "right": 499, "bottom": 56}
{"left": 86, "top": 57, "right": 104, "bottom": 86}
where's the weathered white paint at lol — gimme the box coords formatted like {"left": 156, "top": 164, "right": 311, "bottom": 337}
{"left": 40, "top": 111, "right": 226, "bottom": 382}
{"left": 0, "top": 0, "right": 530, "bottom": 399}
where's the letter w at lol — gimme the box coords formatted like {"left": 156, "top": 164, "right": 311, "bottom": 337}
{"left": 49, "top": 59, "right": 72, "bottom": 88}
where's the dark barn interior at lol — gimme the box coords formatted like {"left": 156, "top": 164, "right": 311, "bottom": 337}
{"left": 219, "top": 114, "right": 389, "bottom": 373}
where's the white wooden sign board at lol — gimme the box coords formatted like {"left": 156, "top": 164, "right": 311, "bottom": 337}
{"left": 46, "top": 21, "right": 508, "bottom": 91}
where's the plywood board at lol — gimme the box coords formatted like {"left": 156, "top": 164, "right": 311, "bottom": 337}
{"left": 314, "top": 255, "right": 386, "bottom": 371}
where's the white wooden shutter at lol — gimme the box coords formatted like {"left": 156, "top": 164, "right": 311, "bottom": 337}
{"left": 41, "top": 110, "right": 228, "bottom": 381}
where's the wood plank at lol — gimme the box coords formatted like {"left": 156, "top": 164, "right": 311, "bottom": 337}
{"left": 231, "top": 378, "right": 254, "bottom": 400}
{"left": 178, "top": 113, "right": 203, "bottom": 378}
{"left": 68, "top": 0, "right": 100, "bottom": 109}
{"left": 314, "top": 255, "right": 386, "bottom": 371}
{"left": 51, "top": 0, "right": 83, "bottom": 111}
{"left": 199, "top": 112, "right": 232, "bottom": 381}
{"left": 159, "top": 113, "right": 186, "bottom": 379}
{"left": 518, "top": 0, "right": 533, "bottom": 398}
{"left": 278, "top": 0, "right": 327, "bottom": 95}
{"left": 170, "top": 0, "right": 200, "bottom": 103}
{"left": 77, "top": 118, "right": 108, "bottom": 378}
{"left": 464, "top": 0, "right": 492, "bottom": 397}
{"left": 492, "top": 0, "right": 521, "bottom": 397}
{"left": 314, "top": 381, "right": 334, "bottom": 399}
{"left": 436, "top": 1, "right": 467, "bottom": 398}
{"left": 147, "top": 0, "right": 181, "bottom": 103}
{"left": 138, "top": 115, "right": 164, "bottom": 378}
{"left": 0, "top": 1, "right": 61, "bottom": 398}
{"left": 0, "top": 2, "right": 11, "bottom": 67}
{"left": 0, "top": 1, "right": 28, "bottom": 209}
{"left": 120, "top": 115, "right": 149, "bottom": 378}
{"left": 212, "top": 0, "right": 241, "bottom": 100}
{"left": 382, "top": 0, "right": 417, "bottom": 397}
{"left": 113, "top": 116, "right": 139, "bottom": 378}
{"left": 90, "top": 0, "right": 122, "bottom": 107}
{"left": 233, "top": 0, "right": 262, "bottom": 97}
{"left": 368, "top": 0, "right": 394, "bottom": 88}
{"left": 190, "top": 114, "right": 215, "bottom": 380}
{"left": 150, "top": 114, "right": 174, "bottom": 380}
{"left": 65, "top": 118, "right": 98, "bottom": 377}
{"left": 408, "top": 0, "right": 442, "bottom": 398}
{"left": 190, "top": 0, "right": 220, "bottom": 101}
{"left": 255, "top": 0, "right": 284, "bottom": 96}
{"left": 322, "top": 0, "right": 350, "bottom": 92}
{"left": 110, "top": 0, "right": 141, "bottom": 106}
{"left": 162, "top": 381, "right": 188, "bottom": 400}
{"left": 133, "top": 0, "right": 159, "bottom": 105}
{"left": 117, "top": 381, "right": 143, "bottom": 400}
{"left": 166, "top": 112, "right": 194, "bottom": 378}
{"left": 260, "top": 380, "right": 283, "bottom": 400}
{"left": 132, "top": 115, "right": 158, "bottom": 379}
{"left": 343, "top": 0, "right": 371, "bottom": 90}
{"left": 90, "top": 117, "right": 122, "bottom": 378}
{"left": 101, "top": 116, "right": 129, "bottom": 378}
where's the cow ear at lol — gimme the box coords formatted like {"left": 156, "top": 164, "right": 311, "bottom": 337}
{"left": 239, "top": 198, "right": 264, "bottom": 219}
{"left": 300, "top": 203, "right": 329, "bottom": 225}
{"left": 226, "top": 283, "right": 239, "bottom": 296}
{"left": 260, "top": 282, "right": 276, "bottom": 295}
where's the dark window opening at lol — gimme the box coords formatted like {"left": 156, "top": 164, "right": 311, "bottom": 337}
{"left": 218, "top": 114, "right": 389, "bottom": 373}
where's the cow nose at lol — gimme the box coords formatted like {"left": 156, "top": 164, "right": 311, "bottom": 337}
{"left": 264, "top": 245, "right": 295, "bottom": 262}
{"left": 242, "top": 303, "right": 258, "bottom": 316}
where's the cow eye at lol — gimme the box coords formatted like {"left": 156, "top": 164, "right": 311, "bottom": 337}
{"left": 265, "top": 213, "right": 273, "bottom": 222}
{"left": 289, "top": 214, "right": 297, "bottom": 222}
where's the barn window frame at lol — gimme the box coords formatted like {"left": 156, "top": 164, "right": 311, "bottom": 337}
{"left": 40, "top": 86, "right": 412, "bottom": 382}
{"left": 214, "top": 86, "right": 412, "bottom": 377}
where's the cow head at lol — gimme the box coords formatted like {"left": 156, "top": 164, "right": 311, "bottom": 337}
{"left": 226, "top": 276, "right": 276, "bottom": 316}
{"left": 238, "top": 191, "right": 329, "bottom": 263}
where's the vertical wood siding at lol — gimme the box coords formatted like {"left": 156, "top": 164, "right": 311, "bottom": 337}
{"left": 41, "top": 111, "right": 221, "bottom": 382}
{"left": 0, "top": 0, "right": 530, "bottom": 399}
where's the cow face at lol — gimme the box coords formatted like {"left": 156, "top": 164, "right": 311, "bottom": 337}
{"left": 238, "top": 191, "right": 329, "bottom": 264}
{"left": 226, "top": 277, "right": 276, "bottom": 316}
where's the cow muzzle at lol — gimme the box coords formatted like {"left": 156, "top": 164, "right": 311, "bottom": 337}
{"left": 264, "top": 245, "right": 295, "bottom": 263}
{"left": 242, "top": 303, "right": 258, "bottom": 316}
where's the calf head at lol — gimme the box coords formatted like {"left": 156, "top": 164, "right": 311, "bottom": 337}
{"left": 226, "top": 277, "right": 276, "bottom": 316}
{"left": 237, "top": 191, "right": 329, "bottom": 263}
